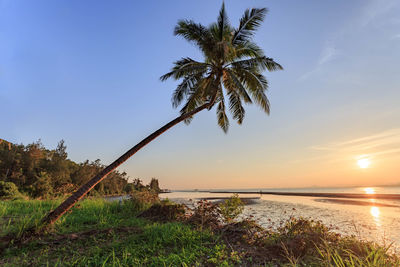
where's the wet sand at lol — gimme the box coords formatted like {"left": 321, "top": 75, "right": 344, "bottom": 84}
{"left": 314, "top": 198, "right": 400, "bottom": 207}
{"left": 201, "top": 197, "right": 260, "bottom": 205}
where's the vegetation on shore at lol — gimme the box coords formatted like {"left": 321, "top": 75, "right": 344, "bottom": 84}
{"left": 1, "top": 198, "right": 238, "bottom": 266}
{"left": 0, "top": 140, "right": 161, "bottom": 200}
{"left": 1, "top": 195, "right": 398, "bottom": 266}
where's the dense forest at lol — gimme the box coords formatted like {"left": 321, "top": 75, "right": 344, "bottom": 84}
{"left": 0, "top": 139, "right": 161, "bottom": 198}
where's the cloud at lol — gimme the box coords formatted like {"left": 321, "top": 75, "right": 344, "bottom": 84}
{"left": 298, "top": 43, "right": 338, "bottom": 81}
{"left": 290, "top": 129, "right": 400, "bottom": 165}
{"left": 299, "top": 0, "right": 400, "bottom": 81}
{"left": 311, "top": 128, "right": 400, "bottom": 160}
{"left": 298, "top": 68, "right": 319, "bottom": 82}
{"left": 391, "top": 34, "right": 400, "bottom": 40}
{"left": 318, "top": 45, "right": 338, "bottom": 65}
{"left": 359, "top": 0, "right": 400, "bottom": 27}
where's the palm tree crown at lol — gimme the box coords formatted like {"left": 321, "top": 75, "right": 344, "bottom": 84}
{"left": 161, "top": 3, "right": 283, "bottom": 132}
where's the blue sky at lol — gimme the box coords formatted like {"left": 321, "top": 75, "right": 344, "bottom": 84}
{"left": 1, "top": 0, "right": 399, "bottom": 189}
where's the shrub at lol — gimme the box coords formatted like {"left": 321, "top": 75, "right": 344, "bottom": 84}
{"left": 139, "top": 201, "right": 188, "bottom": 222}
{"left": 130, "top": 190, "right": 159, "bottom": 212}
{"left": 0, "top": 181, "right": 21, "bottom": 199}
{"left": 274, "top": 217, "right": 340, "bottom": 259}
{"left": 219, "top": 194, "right": 244, "bottom": 223}
{"left": 30, "top": 172, "right": 53, "bottom": 198}
{"left": 188, "top": 200, "right": 222, "bottom": 230}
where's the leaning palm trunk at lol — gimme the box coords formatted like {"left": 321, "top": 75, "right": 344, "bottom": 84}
{"left": 41, "top": 3, "right": 283, "bottom": 226}
{"left": 41, "top": 100, "right": 213, "bottom": 225}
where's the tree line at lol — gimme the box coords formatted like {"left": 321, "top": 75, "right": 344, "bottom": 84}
{"left": 0, "top": 139, "right": 161, "bottom": 198}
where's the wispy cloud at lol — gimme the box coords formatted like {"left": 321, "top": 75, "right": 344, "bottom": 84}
{"left": 318, "top": 44, "right": 338, "bottom": 65}
{"left": 299, "top": 43, "right": 338, "bottom": 81}
{"left": 391, "top": 34, "right": 400, "bottom": 40}
{"left": 359, "top": 0, "right": 399, "bottom": 27}
{"left": 311, "top": 128, "right": 400, "bottom": 160}
{"left": 299, "top": 0, "right": 400, "bottom": 81}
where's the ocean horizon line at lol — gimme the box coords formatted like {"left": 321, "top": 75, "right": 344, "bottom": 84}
{"left": 170, "top": 184, "right": 400, "bottom": 192}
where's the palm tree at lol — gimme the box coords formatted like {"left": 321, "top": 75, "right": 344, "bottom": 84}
{"left": 41, "top": 4, "right": 282, "bottom": 225}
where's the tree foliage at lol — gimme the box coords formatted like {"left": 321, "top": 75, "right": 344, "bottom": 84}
{"left": 161, "top": 3, "right": 282, "bottom": 133}
{"left": 0, "top": 140, "right": 161, "bottom": 198}
{"left": 149, "top": 177, "right": 161, "bottom": 193}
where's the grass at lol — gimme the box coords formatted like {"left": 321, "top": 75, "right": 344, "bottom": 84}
{"left": 3, "top": 223, "right": 232, "bottom": 266}
{"left": 263, "top": 218, "right": 400, "bottom": 266}
{"left": 0, "top": 198, "right": 399, "bottom": 266}
{"left": 0, "top": 198, "right": 237, "bottom": 266}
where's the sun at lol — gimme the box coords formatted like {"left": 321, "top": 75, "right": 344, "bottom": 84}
{"left": 364, "top": 187, "right": 375, "bottom": 194}
{"left": 357, "top": 158, "right": 370, "bottom": 168}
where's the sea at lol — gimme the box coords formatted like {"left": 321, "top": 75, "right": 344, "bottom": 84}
{"left": 159, "top": 186, "right": 400, "bottom": 253}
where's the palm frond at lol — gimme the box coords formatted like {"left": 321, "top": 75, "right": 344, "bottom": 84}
{"left": 208, "top": 21, "right": 235, "bottom": 64}
{"left": 180, "top": 76, "right": 213, "bottom": 114}
{"left": 179, "top": 90, "right": 204, "bottom": 115}
{"left": 171, "top": 74, "right": 202, "bottom": 108}
{"left": 217, "top": 3, "right": 230, "bottom": 41}
{"left": 253, "top": 72, "right": 269, "bottom": 90}
{"left": 232, "top": 67, "right": 268, "bottom": 91}
{"left": 223, "top": 69, "right": 252, "bottom": 103}
{"left": 216, "top": 99, "right": 229, "bottom": 133}
{"left": 230, "top": 57, "right": 283, "bottom": 72}
{"left": 228, "top": 90, "right": 245, "bottom": 124}
{"left": 250, "top": 88, "right": 270, "bottom": 114}
{"left": 160, "top": 58, "right": 208, "bottom": 81}
{"left": 233, "top": 8, "right": 268, "bottom": 45}
{"left": 231, "top": 68, "right": 270, "bottom": 113}
{"left": 183, "top": 115, "right": 194, "bottom": 125}
{"left": 174, "top": 20, "right": 214, "bottom": 57}
{"left": 234, "top": 41, "right": 264, "bottom": 59}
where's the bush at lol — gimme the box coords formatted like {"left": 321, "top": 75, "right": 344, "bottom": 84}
{"left": 188, "top": 200, "right": 222, "bottom": 230}
{"left": 130, "top": 190, "right": 159, "bottom": 212}
{"left": 139, "top": 201, "right": 187, "bottom": 222}
{"left": 219, "top": 194, "right": 244, "bottom": 223}
{"left": 0, "top": 181, "right": 22, "bottom": 199}
{"left": 30, "top": 172, "right": 53, "bottom": 198}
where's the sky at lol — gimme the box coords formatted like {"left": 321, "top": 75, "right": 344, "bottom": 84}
{"left": 1, "top": 0, "right": 399, "bottom": 189}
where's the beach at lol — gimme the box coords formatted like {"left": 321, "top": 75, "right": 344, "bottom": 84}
{"left": 160, "top": 187, "right": 400, "bottom": 252}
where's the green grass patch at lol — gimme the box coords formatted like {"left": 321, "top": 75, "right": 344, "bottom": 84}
{"left": 0, "top": 198, "right": 237, "bottom": 266}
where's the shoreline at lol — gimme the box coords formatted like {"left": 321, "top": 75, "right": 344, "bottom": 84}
{"left": 209, "top": 191, "right": 400, "bottom": 200}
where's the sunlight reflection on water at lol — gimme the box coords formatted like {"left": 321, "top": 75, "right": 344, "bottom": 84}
{"left": 370, "top": 206, "right": 380, "bottom": 219}
{"left": 370, "top": 206, "right": 381, "bottom": 227}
